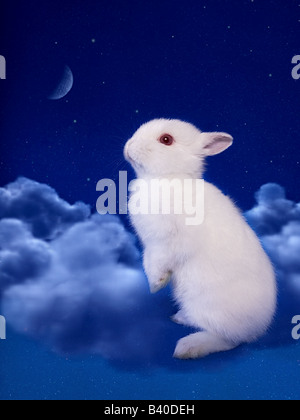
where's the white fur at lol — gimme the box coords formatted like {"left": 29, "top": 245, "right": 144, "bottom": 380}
{"left": 124, "top": 119, "right": 277, "bottom": 359}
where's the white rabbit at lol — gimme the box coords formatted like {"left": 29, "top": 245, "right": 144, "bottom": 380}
{"left": 124, "top": 119, "right": 277, "bottom": 359}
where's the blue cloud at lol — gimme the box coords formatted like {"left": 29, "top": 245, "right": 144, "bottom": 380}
{"left": 245, "top": 183, "right": 300, "bottom": 236}
{"left": 0, "top": 178, "right": 90, "bottom": 239}
{"left": 245, "top": 183, "right": 300, "bottom": 345}
{"left": 1, "top": 178, "right": 299, "bottom": 366}
{"left": 245, "top": 183, "right": 300, "bottom": 281}
{"left": 0, "top": 219, "right": 52, "bottom": 293}
{"left": 0, "top": 179, "right": 175, "bottom": 364}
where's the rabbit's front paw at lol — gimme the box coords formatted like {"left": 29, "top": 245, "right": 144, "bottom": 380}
{"left": 171, "top": 310, "right": 189, "bottom": 326}
{"left": 150, "top": 271, "right": 173, "bottom": 294}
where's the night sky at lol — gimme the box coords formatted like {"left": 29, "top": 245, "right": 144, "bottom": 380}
{"left": 0, "top": 0, "right": 300, "bottom": 401}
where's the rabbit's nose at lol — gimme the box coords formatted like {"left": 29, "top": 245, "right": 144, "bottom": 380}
{"left": 124, "top": 139, "right": 134, "bottom": 160}
{"left": 124, "top": 143, "right": 129, "bottom": 159}
{"left": 127, "top": 139, "right": 134, "bottom": 148}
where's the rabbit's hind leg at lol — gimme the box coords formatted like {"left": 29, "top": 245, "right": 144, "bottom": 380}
{"left": 173, "top": 331, "right": 238, "bottom": 359}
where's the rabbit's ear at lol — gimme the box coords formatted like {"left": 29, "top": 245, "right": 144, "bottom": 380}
{"left": 200, "top": 132, "right": 233, "bottom": 156}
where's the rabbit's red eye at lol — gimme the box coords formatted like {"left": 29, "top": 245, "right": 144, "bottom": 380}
{"left": 159, "top": 134, "right": 174, "bottom": 146}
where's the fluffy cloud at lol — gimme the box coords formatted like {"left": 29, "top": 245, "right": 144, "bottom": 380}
{"left": 1, "top": 178, "right": 299, "bottom": 364}
{"left": 245, "top": 183, "right": 300, "bottom": 236}
{"left": 245, "top": 184, "right": 300, "bottom": 344}
{"left": 0, "top": 179, "right": 176, "bottom": 363}
{"left": 245, "top": 183, "right": 300, "bottom": 281}
{"left": 0, "top": 178, "right": 90, "bottom": 239}
{"left": 0, "top": 219, "right": 52, "bottom": 293}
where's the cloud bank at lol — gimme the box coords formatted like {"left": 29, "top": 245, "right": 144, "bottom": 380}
{"left": 0, "top": 178, "right": 299, "bottom": 365}
{"left": 245, "top": 183, "right": 300, "bottom": 287}
{"left": 0, "top": 178, "right": 174, "bottom": 364}
{"left": 0, "top": 177, "right": 90, "bottom": 239}
{"left": 245, "top": 183, "right": 300, "bottom": 344}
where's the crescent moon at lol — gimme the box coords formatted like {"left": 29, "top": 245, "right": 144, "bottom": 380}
{"left": 48, "top": 65, "right": 74, "bottom": 100}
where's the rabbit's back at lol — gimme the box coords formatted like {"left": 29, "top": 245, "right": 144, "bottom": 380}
{"left": 171, "top": 181, "right": 277, "bottom": 343}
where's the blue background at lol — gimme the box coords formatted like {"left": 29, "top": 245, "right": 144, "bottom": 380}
{"left": 0, "top": 0, "right": 300, "bottom": 400}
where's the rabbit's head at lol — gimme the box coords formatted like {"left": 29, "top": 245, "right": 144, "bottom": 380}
{"left": 124, "top": 119, "right": 233, "bottom": 178}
